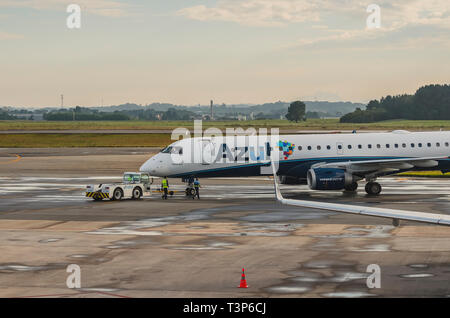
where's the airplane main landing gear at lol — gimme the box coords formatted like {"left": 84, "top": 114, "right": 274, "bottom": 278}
{"left": 344, "top": 182, "right": 358, "bottom": 192}
{"left": 365, "top": 182, "right": 382, "bottom": 195}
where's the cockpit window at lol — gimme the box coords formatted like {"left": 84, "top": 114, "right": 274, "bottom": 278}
{"left": 161, "top": 146, "right": 182, "bottom": 155}
{"left": 161, "top": 146, "right": 173, "bottom": 153}
{"left": 172, "top": 147, "right": 183, "bottom": 155}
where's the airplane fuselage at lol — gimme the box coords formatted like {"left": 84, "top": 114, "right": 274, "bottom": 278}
{"left": 140, "top": 130, "right": 450, "bottom": 179}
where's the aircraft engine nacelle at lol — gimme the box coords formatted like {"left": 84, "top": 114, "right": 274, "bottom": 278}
{"left": 307, "top": 168, "right": 354, "bottom": 190}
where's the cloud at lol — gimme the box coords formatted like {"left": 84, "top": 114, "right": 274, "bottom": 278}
{"left": 178, "top": 0, "right": 450, "bottom": 28}
{"left": 177, "top": 0, "right": 450, "bottom": 50}
{"left": 289, "top": 26, "right": 450, "bottom": 51}
{"left": 290, "top": 24, "right": 402, "bottom": 48}
{"left": 0, "top": 31, "right": 23, "bottom": 40}
{"left": 383, "top": 0, "right": 450, "bottom": 29}
{"left": 177, "top": 0, "right": 321, "bottom": 27}
{"left": 0, "top": 0, "right": 131, "bottom": 17}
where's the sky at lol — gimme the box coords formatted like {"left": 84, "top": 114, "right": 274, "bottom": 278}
{"left": 0, "top": 0, "right": 449, "bottom": 107}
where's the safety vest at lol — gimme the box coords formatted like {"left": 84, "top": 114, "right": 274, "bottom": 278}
{"left": 194, "top": 181, "right": 200, "bottom": 188}
{"left": 162, "top": 179, "right": 168, "bottom": 189}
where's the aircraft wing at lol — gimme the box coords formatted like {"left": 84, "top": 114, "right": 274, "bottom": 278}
{"left": 270, "top": 159, "right": 450, "bottom": 226}
{"left": 312, "top": 156, "right": 449, "bottom": 174}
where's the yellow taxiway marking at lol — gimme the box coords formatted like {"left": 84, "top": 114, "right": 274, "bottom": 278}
{"left": 0, "top": 154, "right": 22, "bottom": 164}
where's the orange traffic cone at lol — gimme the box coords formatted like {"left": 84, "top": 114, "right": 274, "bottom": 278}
{"left": 238, "top": 268, "right": 248, "bottom": 288}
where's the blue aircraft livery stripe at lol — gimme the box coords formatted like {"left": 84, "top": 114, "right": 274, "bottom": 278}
{"left": 168, "top": 156, "right": 422, "bottom": 178}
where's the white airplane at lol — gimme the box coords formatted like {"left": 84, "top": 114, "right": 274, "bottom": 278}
{"left": 139, "top": 130, "right": 450, "bottom": 226}
{"left": 140, "top": 130, "right": 450, "bottom": 193}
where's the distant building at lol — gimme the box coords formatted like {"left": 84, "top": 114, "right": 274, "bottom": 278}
{"left": 33, "top": 114, "right": 44, "bottom": 121}
{"left": 15, "top": 113, "right": 44, "bottom": 121}
{"left": 14, "top": 114, "right": 32, "bottom": 120}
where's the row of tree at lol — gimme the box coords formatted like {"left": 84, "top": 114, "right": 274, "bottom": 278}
{"left": 43, "top": 107, "right": 196, "bottom": 121}
{"left": 44, "top": 110, "right": 130, "bottom": 121}
{"left": 0, "top": 110, "right": 16, "bottom": 120}
{"left": 340, "top": 84, "right": 450, "bottom": 123}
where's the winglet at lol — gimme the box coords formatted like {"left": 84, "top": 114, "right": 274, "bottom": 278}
{"left": 270, "top": 156, "right": 283, "bottom": 202}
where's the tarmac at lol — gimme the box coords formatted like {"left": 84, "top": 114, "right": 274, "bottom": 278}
{"left": 0, "top": 148, "right": 449, "bottom": 298}
{"left": 0, "top": 129, "right": 390, "bottom": 135}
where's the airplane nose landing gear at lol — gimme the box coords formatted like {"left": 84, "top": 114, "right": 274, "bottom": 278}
{"left": 365, "top": 182, "right": 382, "bottom": 195}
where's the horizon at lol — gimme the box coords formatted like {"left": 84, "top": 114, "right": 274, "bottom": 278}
{"left": 0, "top": 1, "right": 449, "bottom": 108}
{"left": 1, "top": 99, "right": 367, "bottom": 110}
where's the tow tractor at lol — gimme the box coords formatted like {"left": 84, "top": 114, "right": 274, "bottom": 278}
{"left": 86, "top": 172, "right": 153, "bottom": 201}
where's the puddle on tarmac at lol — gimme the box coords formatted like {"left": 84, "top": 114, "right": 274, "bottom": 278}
{"left": 0, "top": 263, "right": 65, "bottom": 272}
{"left": 112, "top": 240, "right": 142, "bottom": 247}
{"left": 86, "top": 209, "right": 218, "bottom": 236}
{"left": 266, "top": 260, "right": 370, "bottom": 296}
{"left": 79, "top": 288, "right": 121, "bottom": 293}
{"left": 87, "top": 205, "right": 308, "bottom": 238}
{"left": 265, "top": 286, "right": 310, "bottom": 294}
{"left": 313, "top": 225, "right": 394, "bottom": 239}
{"left": 170, "top": 241, "right": 235, "bottom": 251}
{"left": 0, "top": 265, "right": 48, "bottom": 272}
{"left": 88, "top": 226, "right": 163, "bottom": 237}
{"left": 239, "top": 211, "right": 335, "bottom": 222}
{"left": 291, "top": 271, "right": 368, "bottom": 283}
{"left": 16, "top": 177, "right": 120, "bottom": 182}
{"left": 207, "top": 231, "right": 289, "bottom": 238}
{"left": 206, "top": 222, "right": 303, "bottom": 238}
{"left": 348, "top": 244, "right": 391, "bottom": 252}
{"left": 409, "top": 264, "right": 429, "bottom": 269}
{"left": 303, "top": 260, "right": 354, "bottom": 269}
{"left": 322, "top": 291, "right": 375, "bottom": 298}
{"left": 113, "top": 238, "right": 158, "bottom": 247}
{"left": 39, "top": 238, "right": 63, "bottom": 243}
{"left": 400, "top": 273, "right": 434, "bottom": 278}
{"left": 242, "top": 223, "right": 303, "bottom": 232}
{"left": 68, "top": 254, "right": 89, "bottom": 259}
{"left": 311, "top": 238, "right": 337, "bottom": 251}
{"left": 209, "top": 241, "right": 233, "bottom": 248}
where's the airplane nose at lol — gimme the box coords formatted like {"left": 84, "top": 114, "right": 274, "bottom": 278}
{"left": 139, "top": 160, "right": 150, "bottom": 172}
{"left": 140, "top": 155, "right": 166, "bottom": 176}
{"left": 140, "top": 157, "right": 157, "bottom": 173}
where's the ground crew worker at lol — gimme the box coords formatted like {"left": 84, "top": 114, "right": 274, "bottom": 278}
{"left": 188, "top": 176, "right": 194, "bottom": 192}
{"left": 193, "top": 178, "right": 200, "bottom": 200}
{"left": 161, "top": 176, "right": 169, "bottom": 200}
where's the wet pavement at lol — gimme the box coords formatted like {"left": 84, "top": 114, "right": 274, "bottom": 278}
{"left": 2, "top": 175, "right": 450, "bottom": 214}
{"left": 0, "top": 151, "right": 449, "bottom": 297}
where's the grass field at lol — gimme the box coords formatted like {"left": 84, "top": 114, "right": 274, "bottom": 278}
{"left": 2, "top": 119, "right": 450, "bottom": 149}
{"left": 0, "top": 134, "right": 172, "bottom": 148}
{"left": 399, "top": 171, "right": 450, "bottom": 178}
{"left": 3, "top": 119, "right": 450, "bottom": 131}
